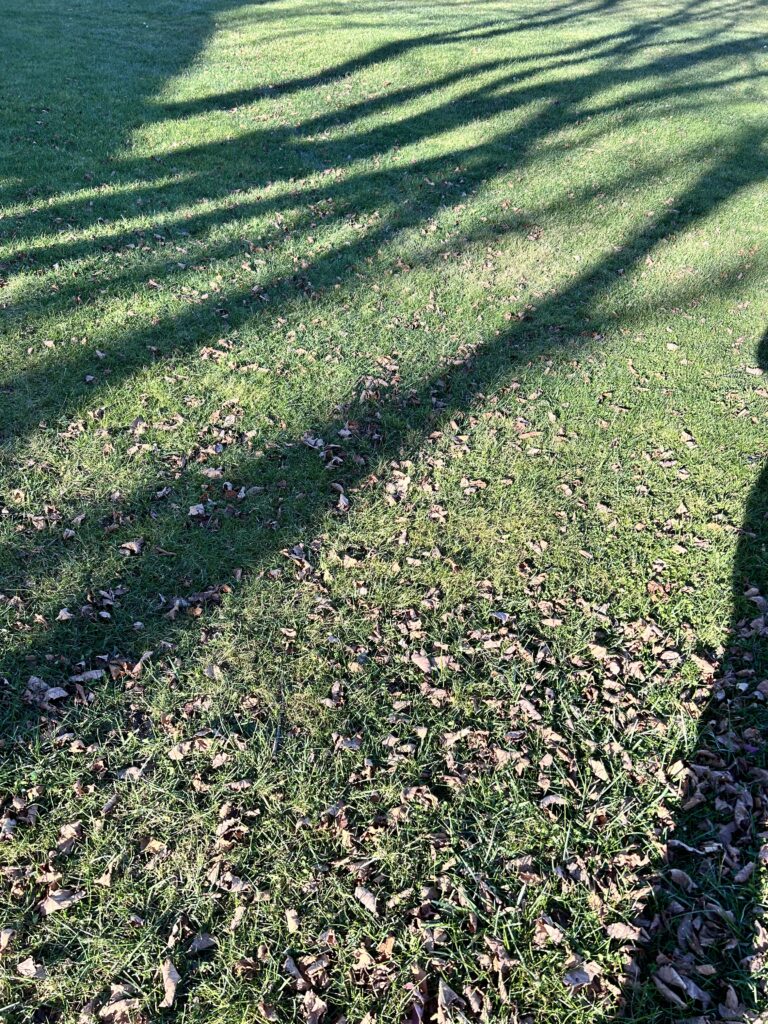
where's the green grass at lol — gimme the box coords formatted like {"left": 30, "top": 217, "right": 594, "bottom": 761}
{"left": 1, "top": 0, "right": 768, "bottom": 1020}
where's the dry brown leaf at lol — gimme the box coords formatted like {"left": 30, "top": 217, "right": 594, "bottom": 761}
{"left": 38, "top": 887, "right": 85, "bottom": 916}
{"left": 69, "top": 669, "right": 105, "bottom": 684}
{"left": 411, "top": 653, "right": 433, "bottom": 674}
{"left": 539, "top": 794, "right": 567, "bottom": 811}
{"left": 229, "top": 905, "right": 246, "bottom": 931}
{"left": 690, "top": 653, "right": 716, "bottom": 677}
{"left": 56, "top": 820, "right": 84, "bottom": 856}
{"left": 606, "top": 921, "right": 642, "bottom": 943}
{"left": 188, "top": 932, "right": 217, "bottom": 955}
{"left": 23, "top": 676, "right": 68, "bottom": 706}
{"left": 654, "top": 964, "right": 711, "bottom": 1007}
{"left": 159, "top": 959, "right": 180, "bottom": 1008}
{"left": 96, "top": 859, "right": 118, "bottom": 888}
{"left": 437, "top": 978, "right": 466, "bottom": 1023}
{"left": 301, "top": 990, "right": 328, "bottom": 1024}
{"left": 733, "top": 861, "right": 755, "bottom": 884}
{"left": 17, "top": 956, "right": 46, "bottom": 979}
{"left": 485, "top": 935, "right": 515, "bottom": 971}
{"left": 120, "top": 538, "right": 145, "bottom": 557}
{"left": 233, "top": 956, "right": 260, "bottom": 979}
{"left": 354, "top": 885, "right": 378, "bottom": 916}
{"left": 97, "top": 984, "right": 142, "bottom": 1022}
{"left": 563, "top": 960, "right": 602, "bottom": 989}
{"left": 668, "top": 867, "right": 695, "bottom": 892}
{"left": 286, "top": 908, "right": 300, "bottom": 933}
{"left": 533, "top": 916, "right": 564, "bottom": 947}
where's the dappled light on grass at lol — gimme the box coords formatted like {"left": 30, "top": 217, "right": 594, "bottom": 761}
{"left": 1, "top": 0, "right": 767, "bottom": 1020}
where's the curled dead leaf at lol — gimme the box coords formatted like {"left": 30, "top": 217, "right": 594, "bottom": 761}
{"left": 97, "top": 984, "right": 142, "bottom": 1022}
{"left": 533, "top": 916, "right": 564, "bottom": 947}
{"left": 653, "top": 964, "right": 711, "bottom": 1007}
{"left": 233, "top": 956, "right": 260, "bottom": 979}
{"left": 411, "top": 653, "right": 433, "bottom": 674}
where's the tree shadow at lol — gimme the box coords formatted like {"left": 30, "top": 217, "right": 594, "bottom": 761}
{"left": 1, "top": 0, "right": 768, "bottom": 1019}
{"left": 618, "top": 328, "right": 768, "bottom": 1020}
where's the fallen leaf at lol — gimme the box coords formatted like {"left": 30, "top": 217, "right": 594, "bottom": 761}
{"left": 606, "top": 921, "right": 642, "bottom": 943}
{"left": 101, "top": 792, "right": 120, "bottom": 817}
{"left": 533, "top": 916, "right": 564, "bottom": 947}
{"left": 354, "top": 885, "right": 378, "bottom": 916}
{"left": 159, "top": 959, "right": 180, "bottom": 1008}
{"left": 23, "top": 676, "right": 68, "bottom": 707}
{"left": 563, "top": 960, "right": 602, "bottom": 989}
{"left": 69, "top": 669, "right": 105, "bottom": 684}
{"left": 188, "top": 932, "right": 217, "bottom": 954}
{"left": 120, "top": 538, "right": 145, "bottom": 557}
{"left": 437, "top": 979, "right": 466, "bottom": 1023}
{"left": 301, "top": 990, "right": 327, "bottom": 1024}
{"left": 55, "top": 820, "right": 84, "bottom": 856}
{"left": 38, "top": 888, "right": 85, "bottom": 916}
{"left": 286, "top": 908, "right": 300, "bottom": 933}
{"left": 17, "top": 956, "right": 47, "bottom": 979}
{"left": 411, "top": 653, "right": 433, "bottom": 674}
{"left": 233, "top": 956, "right": 260, "bottom": 979}
{"left": 654, "top": 964, "right": 711, "bottom": 1007}
{"left": 97, "top": 984, "right": 141, "bottom": 1022}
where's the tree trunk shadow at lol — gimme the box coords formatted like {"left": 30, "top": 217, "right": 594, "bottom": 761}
{"left": 619, "top": 330, "right": 768, "bottom": 1020}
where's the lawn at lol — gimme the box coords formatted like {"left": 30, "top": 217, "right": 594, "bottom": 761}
{"left": 1, "top": 0, "right": 767, "bottom": 1020}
